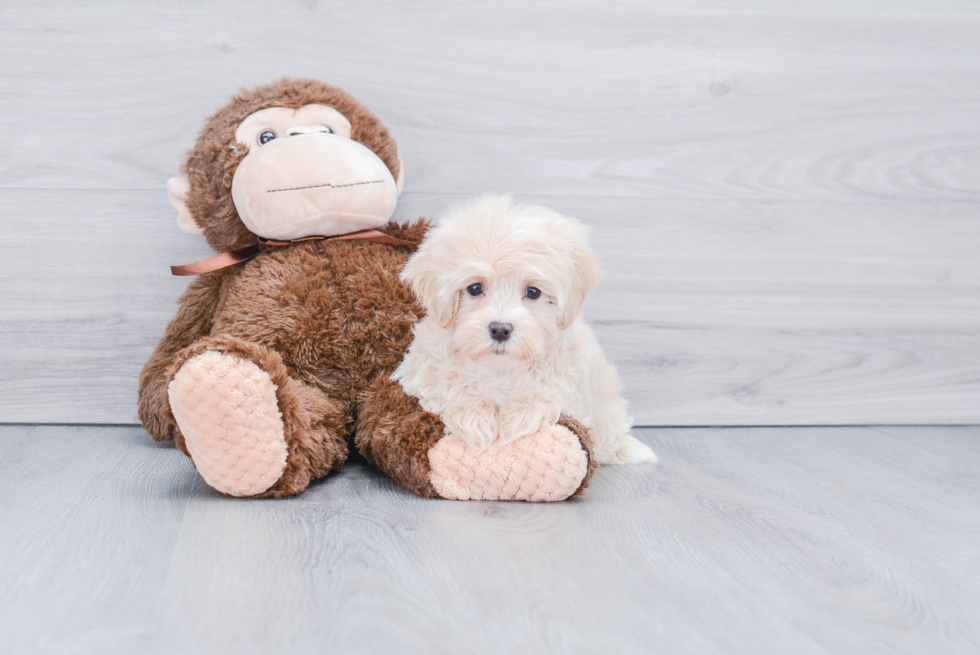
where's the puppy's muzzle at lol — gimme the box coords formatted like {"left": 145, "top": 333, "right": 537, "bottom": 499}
{"left": 488, "top": 322, "right": 514, "bottom": 343}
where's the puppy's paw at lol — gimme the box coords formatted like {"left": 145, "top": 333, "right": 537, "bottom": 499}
{"left": 498, "top": 395, "right": 562, "bottom": 445}
{"left": 443, "top": 398, "right": 500, "bottom": 451}
{"left": 605, "top": 434, "right": 658, "bottom": 465}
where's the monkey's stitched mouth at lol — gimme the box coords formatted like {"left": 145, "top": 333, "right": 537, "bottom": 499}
{"left": 267, "top": 179, "right": 385, "bottom": 194}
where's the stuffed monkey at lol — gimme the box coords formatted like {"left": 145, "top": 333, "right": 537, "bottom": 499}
{"left": 139, "top": 78, "right": 597, "bottom": 500}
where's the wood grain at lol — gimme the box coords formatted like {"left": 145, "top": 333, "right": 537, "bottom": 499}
{"left": 0, "top": 2, "right": 978, "bottom": 202}
{"left": 1, "top": 425, "right": 979, "bottom": 654}
{"left": 2, "top": 189, "right": 978, "bottom": 425}
{"left": 0, "top": 0, "right": 978, "bottom": 425}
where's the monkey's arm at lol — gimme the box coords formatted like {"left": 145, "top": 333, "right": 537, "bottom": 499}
{"left": 356, "top": 376, "right": 445, "bottom": 497}
{"left": 356, "top": 377, "right": 598, "bottom": 500}
{"left": 138, "top": 270, "right": 229, "bottom": 441}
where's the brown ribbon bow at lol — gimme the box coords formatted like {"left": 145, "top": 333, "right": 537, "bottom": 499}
{"left": 170, "top": 229, "right": 418, "bottom": 276}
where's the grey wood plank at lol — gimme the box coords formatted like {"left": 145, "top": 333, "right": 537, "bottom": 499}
{"left": 0, "top": 425, "right": 193, "bottom": 653}
{"left": 2, "top": 189, "right": 978, "bottom": 425}
{"left": 1, "top": 424, "right": 979, "bottom": 654}
{"left": 0, "top": 2, "right": 978, "bottom": 202}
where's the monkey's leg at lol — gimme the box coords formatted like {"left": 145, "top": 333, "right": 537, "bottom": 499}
{"left": 356, "top": 377, "right": 598, "bottom": 501}
{"left": 166, "top": 335, "right": 348, "bottom": 498}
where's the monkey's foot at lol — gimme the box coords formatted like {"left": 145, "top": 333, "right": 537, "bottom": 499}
{"left": 168, "top": 350, "right": 288, "bottom": 497}
{"left": 427, "top": 424, "right": 590, "bottom": 502}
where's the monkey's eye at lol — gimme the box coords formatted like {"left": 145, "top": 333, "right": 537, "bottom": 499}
{"left": 525, "top": 287, "right": 542, "bottom": 300}
{"left": 466, "top": 283, "right": 484, "bottom": 297}
{"left": 258, "top": 130, "right": 277, "bottom": 145}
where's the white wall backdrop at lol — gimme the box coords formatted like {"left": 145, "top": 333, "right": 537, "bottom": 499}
{"left": 1, "top": 0, "right": 978, "bottom": 425}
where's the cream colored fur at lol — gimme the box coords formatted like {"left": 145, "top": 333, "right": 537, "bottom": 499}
{"left": 394, "top": 195, "right": 657, "bottom": 465}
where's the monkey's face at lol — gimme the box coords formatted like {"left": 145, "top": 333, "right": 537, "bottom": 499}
{"left": 229, "top": 104, "right": 399, "bottom": 241}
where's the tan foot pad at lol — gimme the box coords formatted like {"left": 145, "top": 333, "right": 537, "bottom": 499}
{"left": 168, "top": 351, "right": 287, "bottom": 497}
{"left": 428, "top": 424, "right": 589, "bottom": 502}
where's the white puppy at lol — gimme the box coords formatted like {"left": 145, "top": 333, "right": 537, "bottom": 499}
{"left": 393, "top": 195, "right": 656, "bottom": 465}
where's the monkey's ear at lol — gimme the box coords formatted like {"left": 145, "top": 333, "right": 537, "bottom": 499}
{"left": 395, "top": 154, "right": 405, "bottom": 196}
{"left": 167, "top": 176, "right": 204, "bottom": 235}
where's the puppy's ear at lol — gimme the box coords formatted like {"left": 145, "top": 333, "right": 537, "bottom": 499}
{"left": 401, "top": 248, "right": 460, "bottom": 328}
{"left": 558, "top": 240, "right": 600, "bottom": 330}
{"left": 434, "top": 290, "right": 462, "bottom": 329}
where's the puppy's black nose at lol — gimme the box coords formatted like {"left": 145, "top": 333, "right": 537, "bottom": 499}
{"left": 488, "top": 322, "right": 514, "bottom": 342}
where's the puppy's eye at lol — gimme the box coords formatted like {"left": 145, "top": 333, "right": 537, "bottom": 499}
{"left": 466, "top": 283, "right": 484, "bottom": 297}
{"left": 525, "top": 287, "right": 542, "bottom": 300}
{"left": 258, "top": 130, "right": 277, "bottom": 145}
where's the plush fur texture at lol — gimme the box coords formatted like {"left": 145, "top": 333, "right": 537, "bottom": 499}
{"left": 141, "top": 223, "right": 429, "bottom": 498}
{"left": 395, "top": 195, "right": 658, "bottom": 465}
{"left": 162, "top": 334, "right": 350, "bottom": 498}
{"left": 181, "top": 77, "right": 402, "bottom": 253}
{"left": 139, "top": 80, "right": 597, "bottom": 500}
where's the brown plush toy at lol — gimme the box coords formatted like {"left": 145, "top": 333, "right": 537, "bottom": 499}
{"left": 139, "top": 78, "right": 597, "bottom": 501}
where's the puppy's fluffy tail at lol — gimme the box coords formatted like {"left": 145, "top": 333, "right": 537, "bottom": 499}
{"left": 605, "top": 435, "right": 658, "bottom": 465}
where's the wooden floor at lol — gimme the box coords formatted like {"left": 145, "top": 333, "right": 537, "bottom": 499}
{"left": 2, "top": 425, "right": 978, "bottom": 654}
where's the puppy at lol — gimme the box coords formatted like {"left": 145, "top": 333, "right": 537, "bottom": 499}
{"left": 393, "top": 195, "right": 656, "bottom": 465}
